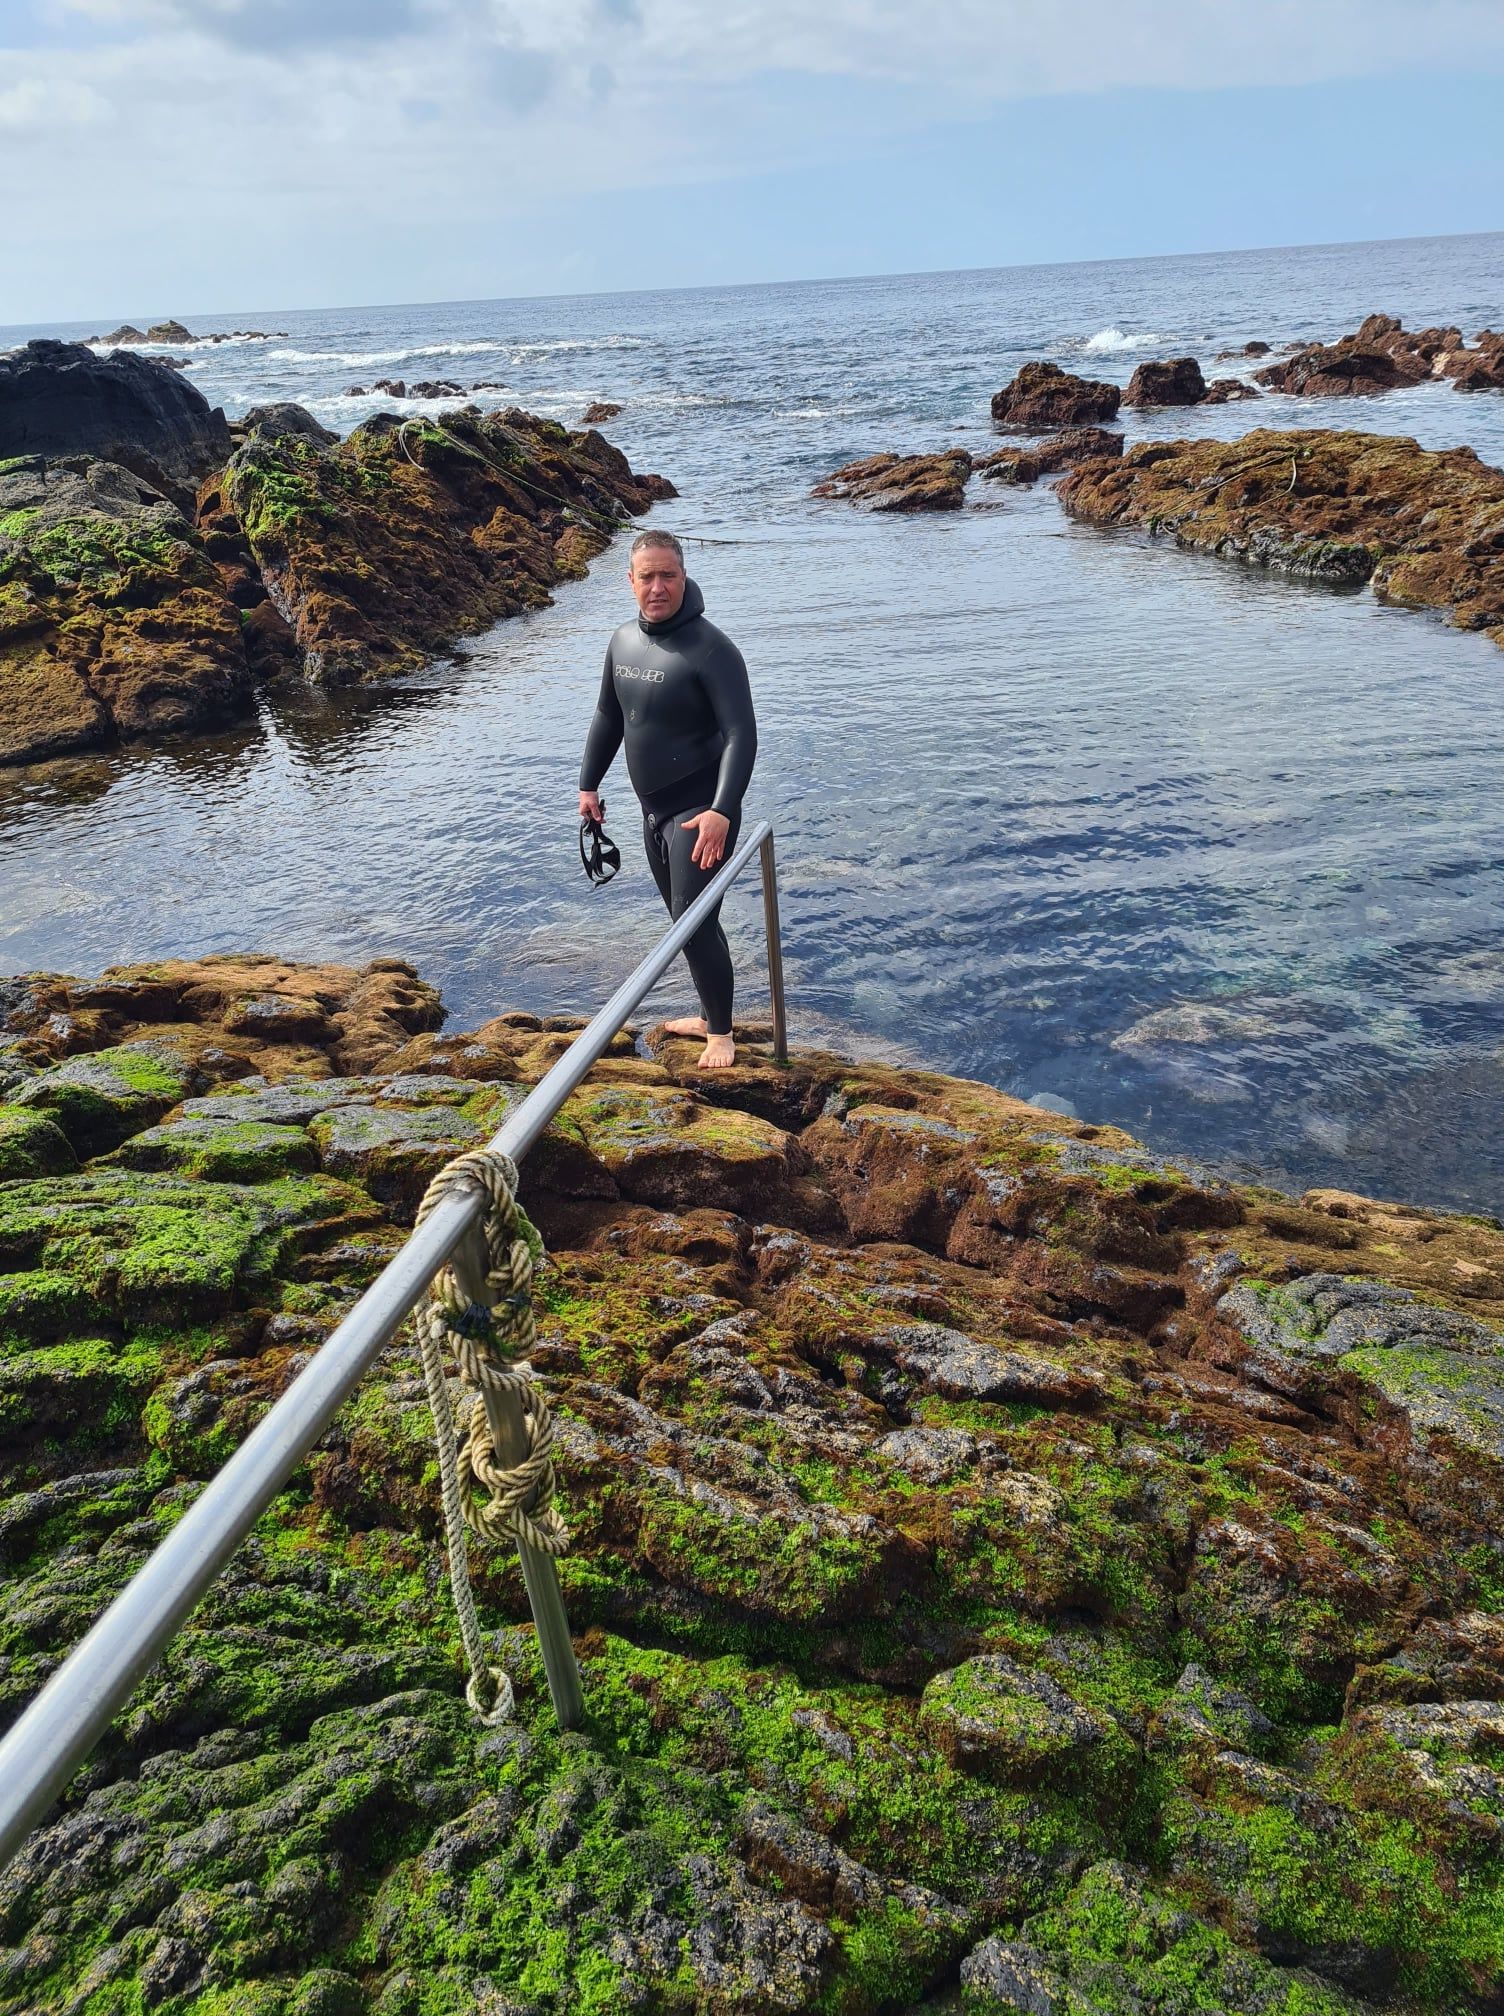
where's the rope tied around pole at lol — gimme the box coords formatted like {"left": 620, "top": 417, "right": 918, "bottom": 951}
{"left": 411, "top": 1149, "right": 570, "bottom": 1725}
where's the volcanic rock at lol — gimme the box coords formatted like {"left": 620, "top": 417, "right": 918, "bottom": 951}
{"left": 145, "top": 319, "right": 195, "bottom": 345}
{"left": 214, "top": 405, "right": 675, "bottom": 684}
{"left": 94, "top": 324, "right": 146, "bottom": 346}
{"left": 975, "top": 427, "right": 1124, "bottom": 486}
{"left": 0, "top": 339, "right": 231, "bottom": 511}
{"left": 1056, "top": 427, "right": 1504, "bottom": 647}
{"left": 991, "top": 361, "right": 1121, "bottom": 429}
{"left": 583, "top": 400, "right": 623, "bottom": 423}
{"left": 0, "top": 456, "right": 253, "bottom": 766}
{"left": 3, "top": 953, "right": 1504, "bottom": 2008}
{"left": 1445, "top": 328, "right": 1504, "bottom": 393}
{"left": 238, "top": 403, "right": 338, "bottom": 448}
{"left": 1123, "top": 356, "right": 1206, "bottom": 406}
{"left": 811, "top": 449, "right": 972, "bottom": 511}
{"left": 1255, "top": 314, "right": 1466, "bottom": 398}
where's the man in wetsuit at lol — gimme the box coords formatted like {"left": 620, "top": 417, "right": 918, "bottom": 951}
{"left": 578, "top": 531, "right": 757, "bottom": 1070}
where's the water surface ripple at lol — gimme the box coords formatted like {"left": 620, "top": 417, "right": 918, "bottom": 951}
{"left": 3, "top": 233, "right": 1503, "bottom": 1209}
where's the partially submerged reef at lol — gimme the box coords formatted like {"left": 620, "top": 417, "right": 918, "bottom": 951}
{"left": 0, "top": 341, "right": 672, "bottom": 766}
{"left": 2, "top": 955, "right": 1503, "bottom": 2014}
{"left": 817, "top": 424, "right": 1504, "bottom": 653}
{"left": 1056, "top": 429, "right": 1504, "bottom": 649}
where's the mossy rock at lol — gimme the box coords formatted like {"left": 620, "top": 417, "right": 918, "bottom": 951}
{"left": 1222, "top": 1271, "right": 1504, "bottom": 1464}
{"left": 961, "top": 1860, "right": 1379, "bottom": 2014}
{"left": 11, "top": 1041, "right": 199, "bottom": 1155}
{"left": 0, "top": 1101, "right": 77, "bottom": 1179}
{"left": 921, "top": 1654, "right": 1135, "bottom": 1805}
{"left": 0, "top": 1334, "right": 165, "bottom": 1447}
{"left": 566, "top": 1083, "right": 806, "bottom": 1215}
{"left": 307, "top": 1101, "right": 485, "bottom": 1214}
{"left": 114, "top": 1113, "right": 319, "bottom": 1182}
{"left": 0, "top": 1168, "right": 364, "bottom": 1338}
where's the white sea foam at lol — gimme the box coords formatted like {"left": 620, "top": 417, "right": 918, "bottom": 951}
{"left": 1082, "top": 327, "right": 1162, "bottom": 353}
{"left": 509, "top": 335, "right": 645, "bottom": 355}
{"left": 263, "top": 340, "right": 511, "bottom": 367}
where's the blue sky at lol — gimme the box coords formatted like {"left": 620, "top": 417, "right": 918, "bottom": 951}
{"left": 3, "top": 0, "right": 1503, "bottom": 322}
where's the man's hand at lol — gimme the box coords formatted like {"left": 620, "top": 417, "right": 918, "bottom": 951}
{"left": 579, "top": 789, "right": 605, "bottom": 822}
{"left": 681, "top": 809, "right": 730, "bottom": 869}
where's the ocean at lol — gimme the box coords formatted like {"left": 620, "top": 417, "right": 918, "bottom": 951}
{"left": 3, "top": 230, "right": 1503, "bottom": 1210}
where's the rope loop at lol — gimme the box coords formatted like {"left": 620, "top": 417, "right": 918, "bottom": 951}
{"left": 411, "top": 1148, "right": 570, "bottom": 1724}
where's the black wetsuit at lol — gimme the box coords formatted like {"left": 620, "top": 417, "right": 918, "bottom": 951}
{"left": 579, "top": 578, "right": 757, "bottom": 1035}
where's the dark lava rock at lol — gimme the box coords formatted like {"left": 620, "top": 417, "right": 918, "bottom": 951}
{"left": 811, "top": 449, "right": 972, "bottom": 511}
{"left": 0, "top": 339, "right": 230, "bottom": 510}
{"left": 1123, "top": 356, "right": 1207, "bottom": 406}
{"left": 240, "top": 403, "right": 339, "bottom": 448}
{"left": 1445, "top": 328, "right": 1504, "bottom": 393}
{"left": 990, "top": 361, "right": 1121, "bottom": 429}
{"left": 976, "top": 426, "right": 1123, "bottom": 484}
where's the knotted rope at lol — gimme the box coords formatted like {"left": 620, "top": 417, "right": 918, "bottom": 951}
{"left": 411, "top": 1148, "right": 569, "bottom": 1725}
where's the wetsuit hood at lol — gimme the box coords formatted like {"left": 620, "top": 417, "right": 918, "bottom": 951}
{"left": 639, "top": 575, "right": 704, "bottom": 637}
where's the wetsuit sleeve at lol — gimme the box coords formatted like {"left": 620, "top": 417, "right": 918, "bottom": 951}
{"left": 705, "top": 640, "right": 757, "bottom": 817}
{"left": 579, "top": 644, "right": 623, "bottom": 791}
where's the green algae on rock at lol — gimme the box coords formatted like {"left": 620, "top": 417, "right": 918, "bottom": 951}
{"left": 0, "top": 456, "right": 255, "bottom": 766}
{"left": 2, "top": 959, "right": 1504, "bottom": 2013}
{"left": 211, "top": 404, "right": 676, "bottom": 687}
{"left": 1, "top": 343, "right": 675, "bottom": 768}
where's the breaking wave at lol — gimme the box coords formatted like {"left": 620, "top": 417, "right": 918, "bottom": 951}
{"left": 1082, "top": 327, "right": 1162, "bottom": 353}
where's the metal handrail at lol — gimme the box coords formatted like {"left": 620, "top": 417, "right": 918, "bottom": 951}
{"left": 0, "top": 819, "right": 789, "bottom": 1873}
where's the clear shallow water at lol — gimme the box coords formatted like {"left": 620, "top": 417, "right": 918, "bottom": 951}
{"left": 3, "top": 232, "right": 1504, "bottom": 1210}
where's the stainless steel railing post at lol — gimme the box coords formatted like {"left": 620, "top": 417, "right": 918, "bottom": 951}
{"left": 759, "top": 829, "right": 789, "bottom": 1065}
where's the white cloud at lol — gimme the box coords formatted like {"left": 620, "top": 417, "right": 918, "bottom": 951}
{"left": 0, "top": 74, "right": 108, "bottom": 130}
{"left": 4, "top": 0, "right": 1503, "bottom": 317}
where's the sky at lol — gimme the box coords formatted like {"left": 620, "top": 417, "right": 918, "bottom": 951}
{"left": 4, "top": 0, "right": 1504, "bottom": 323}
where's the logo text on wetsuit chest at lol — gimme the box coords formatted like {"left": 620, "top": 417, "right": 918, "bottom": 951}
{"left": 615, "top": 662, "right": 665, "bottom": 683}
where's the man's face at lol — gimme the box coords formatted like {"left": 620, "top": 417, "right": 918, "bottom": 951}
{"left": 629, "top": 545, "right": 686, "bottom": 623}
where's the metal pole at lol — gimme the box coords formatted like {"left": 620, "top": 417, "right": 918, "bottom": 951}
{"left": 759, "top": 830, "right": 789, "bottom": 1065}
{"left": 450, "top": 1224, "right": 583, "bottom": 1729}
{"left": 0, "top": 820, "right": 776, "bottom": 1872}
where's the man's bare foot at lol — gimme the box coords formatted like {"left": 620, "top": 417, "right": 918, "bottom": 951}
{"left": 698, "top": 1032, "right": 735, "bottom": 1070}
{"left": 664, "top": 1015, "right": 708, "bottom": 1037}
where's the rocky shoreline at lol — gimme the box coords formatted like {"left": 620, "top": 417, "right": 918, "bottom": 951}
{"left": 1, "top": 954, "right": 1502, "bottom": 2013}
{"left": 0, "top": 342, "right": 672, "bottom": 767}
{"left": 1056, "top": 429, "right": 1504, "bottom": 647}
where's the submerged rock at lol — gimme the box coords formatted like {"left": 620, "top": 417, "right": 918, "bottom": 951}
{"left": 1056, "top": 426, "right": 1504, "bottom": 647}
{"left": 3, "top": 954, "right": 1504, "bottom": 2012}
{"left": 812, "top": 449, "right": 973, "bottom": 511}
{"left": 975, "top": 426, "right": 1124, "bottom": 486}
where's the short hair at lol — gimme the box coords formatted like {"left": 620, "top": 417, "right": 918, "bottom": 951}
{"left": 629, "top": 529, "right": 684, "bottom": 568}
